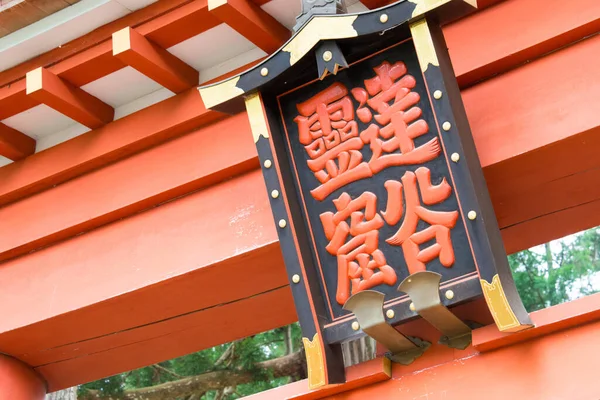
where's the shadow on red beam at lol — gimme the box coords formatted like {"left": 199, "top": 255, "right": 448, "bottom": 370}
{"left": 35, "top": 285, "right": 297, "bottom": 392}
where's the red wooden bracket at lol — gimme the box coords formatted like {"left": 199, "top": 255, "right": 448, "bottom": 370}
{"left": 0, "top": 123, "right": 35, "bottom": 161}
{"left": 208, "top": 0, "right": 290, "bottom": 54}
{"left": 25, "top": 67, "right": 114, "bottom": 129}
{"left": 113, "top": 27, "right": 199, "bottom": 93}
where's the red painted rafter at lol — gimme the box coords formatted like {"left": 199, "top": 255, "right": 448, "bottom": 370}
{"left": 208, "top": 0, "right": 290, "bottom": 54}
{"left": 0, "top": 0, "right": 194, "bottom": 87}
{"left": 0, "top": 123, "right": 35, "bottom": 161}
{"left": 26, "top": 67, "right": 114, "bottom": 129}
{"left": 0, "top": 0, "right": 219, "bottom": 120}
{"left": 113, "top": 27, "right": 199, "bottom": 93}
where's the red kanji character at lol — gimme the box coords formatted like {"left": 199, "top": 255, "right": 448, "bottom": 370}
{"left": 320, "top": 192, "right": 397, "bottom": 305}
{"left": 352, "top": 61, "right": 418, "bottom": 125}
{"left": 295, "top": 83, "right": 372, "bottom": 201}
{"left": 351, "top": 61, "right": 441, "bottom": 174}
{"left": 384, "top": 167, "right": 459, "bottom": 275}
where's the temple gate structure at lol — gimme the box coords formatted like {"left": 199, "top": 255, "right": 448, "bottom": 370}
{"left": 0, "top": 0, "right": 599, "bottom": 398}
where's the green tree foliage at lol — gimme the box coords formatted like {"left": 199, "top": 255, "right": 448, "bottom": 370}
{"left": 78, "top": 324, "right": 304, "bottom": 399}
{"left": 509, "top": 227, "right": 600, "bottom": 312}
{"left": 80, "top": 228, "right": 600, "bottom": 398}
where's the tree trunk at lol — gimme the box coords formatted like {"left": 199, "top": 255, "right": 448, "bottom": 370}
{"left": 46, "top": 387, "right": 77, "bottom": 400}
{"left": 80, "top": 351, "right": 305, "bottom": 400}
{"left": 285, "top": 325, "right": 294, "bottom": 354}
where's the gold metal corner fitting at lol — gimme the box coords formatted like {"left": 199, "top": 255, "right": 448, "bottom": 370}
{"left": 398, "top": 272, "right": 472, "bottom": 350}
{"left": 302, "top": 333, "right": 326, "bottom": 389}
{"left": 344, "top": 290, "right": 430, "bottom": 365}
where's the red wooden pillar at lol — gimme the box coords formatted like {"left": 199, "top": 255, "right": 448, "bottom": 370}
{"left": 0, "top": 355, "right": 46, "bottom": 400}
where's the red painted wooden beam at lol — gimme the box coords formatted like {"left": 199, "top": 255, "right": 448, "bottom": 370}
{"left": 1, "top": 34, "right": 598, "bottom": 260}
{"left": 0, "top": 113, "right": 256, "bottom": 262}
{"left": 473, "top": 292, "right": 600, "bottom": 352}
{"left": 0, "top": 0, "right": 219, "bottom": 116}
{"left": 323, "top": 319, "right": 600, "bottom": 400}
{"left": 0, "top": 0, "right": 194, "bottom": 87}
{"left": 26, "top": 67, "right": 114, "bottom": 129}
{"left": 0, "top": 123, "right": 35, "bottom": 161}
{"left": 464, "top": 34, "right": 600, "bottom": 252}
{"left": 244, "top": 357, "right": 391, "bottom": 400}
{"left": 0, "top": 89, "right": 222, "bottom": 207}
{"left": 0, "top": 82, "right": 39, "bottom": 120}
{"left": 112, "top": 27, "right": 199, "bottom": 93}
{"left": 445, "top": 0, "right": 600, "bottom": 87}
{"left": 0, "top": 170, "right": 291, "bottom": 390}
{"left": 209, "top": 0, "right": 290, "bottom": 54}
{"left": 36, "top": 285, "right": 295, "bottom": 392}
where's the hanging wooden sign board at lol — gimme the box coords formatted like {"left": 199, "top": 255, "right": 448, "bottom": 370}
{"left": 199, "top": 0, "right": 532, "bottom": 389}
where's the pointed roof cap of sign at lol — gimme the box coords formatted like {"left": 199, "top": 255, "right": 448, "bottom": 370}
{"left": 197, "top": 0, "right": 477, "bottom": 113}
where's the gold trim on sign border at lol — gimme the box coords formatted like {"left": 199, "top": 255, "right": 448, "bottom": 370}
{"left": 408, "top": 18, "right": 439, "bottom": 73}
{"left": 244, "top": 92, "right": 270, "bottom": 143}
{"left": 480, "top": 274, "right": 520, "bottom": 332}
{"left": 302, "top": 333, "right": 326, "bottom": 389}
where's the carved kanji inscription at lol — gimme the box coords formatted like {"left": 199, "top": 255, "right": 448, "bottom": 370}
{"left": 279, "top": 44, "right": 476, "bottom": 317}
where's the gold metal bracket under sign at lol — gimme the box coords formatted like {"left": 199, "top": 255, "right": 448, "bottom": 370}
{"left": 398, "top": 272, "right": 472, "bottom": 350}
{"left": 344, "top": 291, "right": 430, "bottom": 365}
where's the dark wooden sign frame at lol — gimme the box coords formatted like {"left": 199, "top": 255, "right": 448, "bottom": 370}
{"left": 199, "top": 0, "right": 532, "bottom": 389}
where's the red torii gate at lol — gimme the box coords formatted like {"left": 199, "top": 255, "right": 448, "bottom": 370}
{"left": 0, "top": 0, "right": 599, "bottom": 397}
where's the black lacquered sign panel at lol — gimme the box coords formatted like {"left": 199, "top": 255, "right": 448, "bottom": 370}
{"left": 277, "top": 41, "right": 478, "bottom": 322}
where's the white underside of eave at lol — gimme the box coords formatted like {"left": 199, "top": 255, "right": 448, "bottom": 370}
{"left": 0, "top": 0, "right": 158, "bottom": 72}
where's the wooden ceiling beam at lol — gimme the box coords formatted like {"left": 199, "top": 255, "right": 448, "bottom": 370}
{"left": 0, "top": 82, "right": 40, "bottom": 121}
{"left": 0, "top": 123, "right": 35, "bottom": 161}
{"left": 208, "top": 0, "right": 290, "bottom": 54}
{"left": 0, "top": 0, "right": 219, "bottom": 121}
{"left": 112, "top": 27, "right": 199, "bottom": 93}
{"left": 25, "top": 67, "right": 114, "bottom": 129}
{"left": 0, "top": 0, "right": 192, "bottom": 87}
